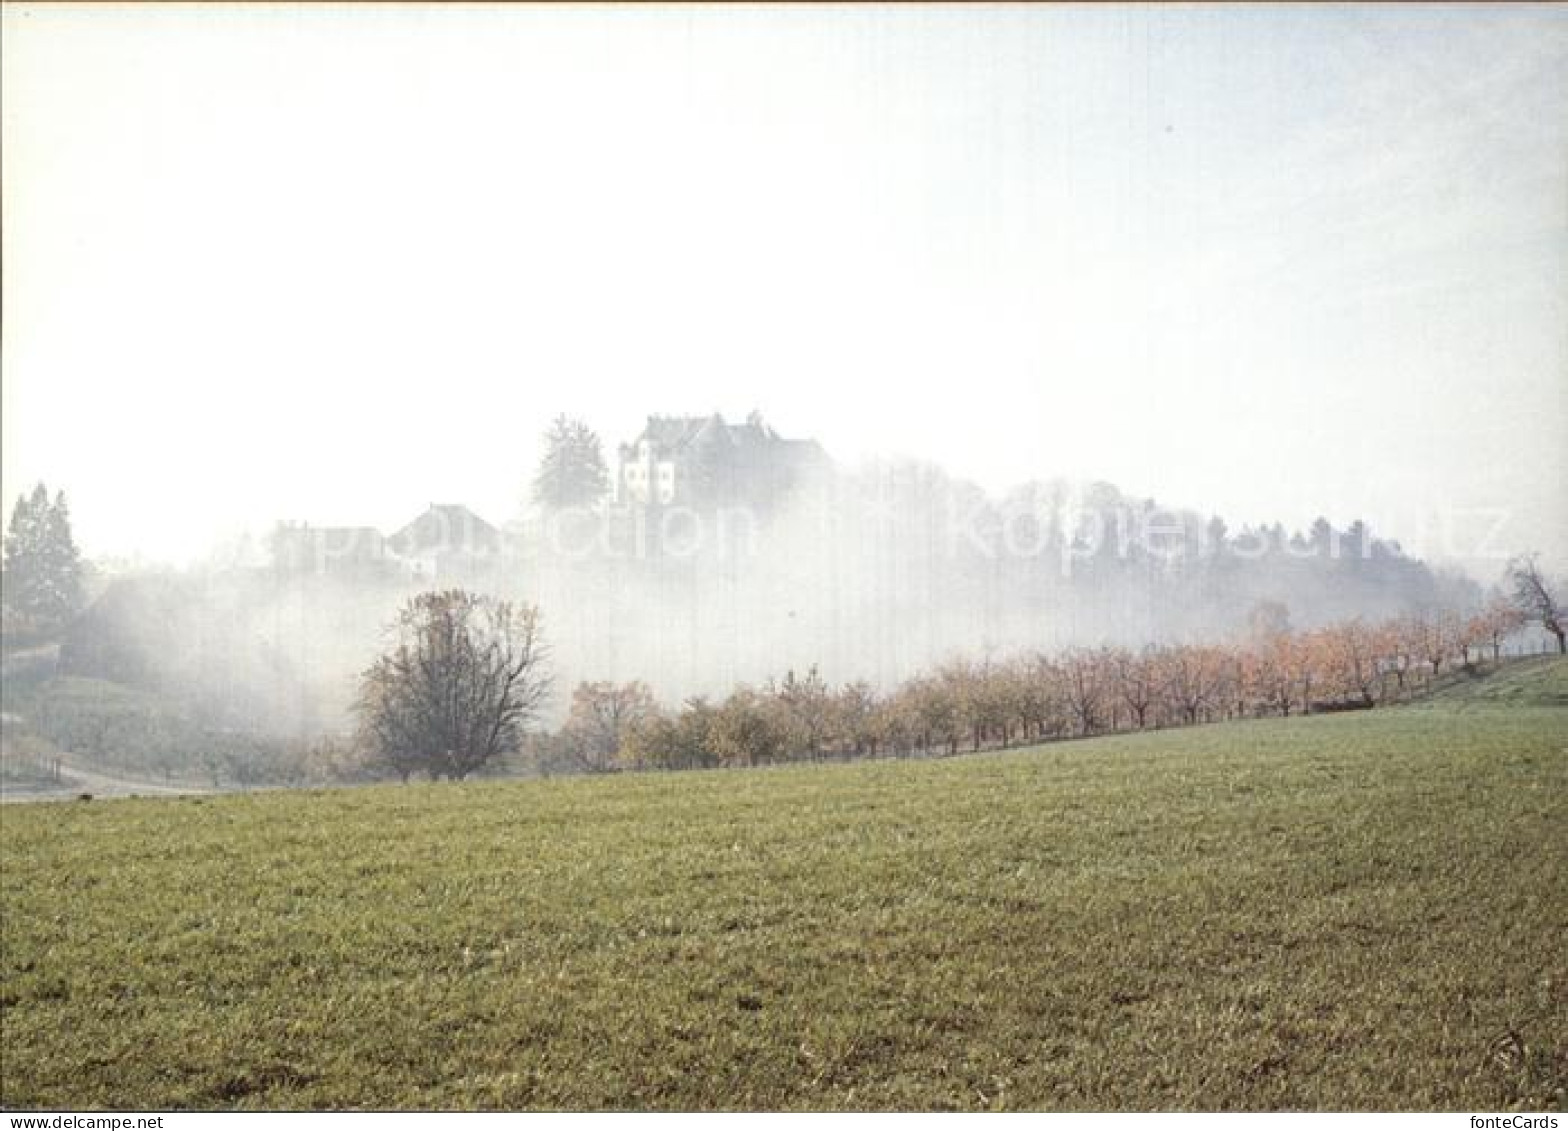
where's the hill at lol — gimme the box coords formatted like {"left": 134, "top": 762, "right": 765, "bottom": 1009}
{"left": 1419, "top": 655, "right": 1568, "bottom": 709}
{"left": 2, "top": 691, "right": 1565, "bottom": 1110}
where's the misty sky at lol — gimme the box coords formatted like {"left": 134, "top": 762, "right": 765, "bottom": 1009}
{"left": 3, "top": 4, "right": 1565, "bottom": 572}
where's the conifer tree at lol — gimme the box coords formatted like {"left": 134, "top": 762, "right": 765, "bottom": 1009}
{"left": 2, "top": 483, "right": 85, "bottom": 638}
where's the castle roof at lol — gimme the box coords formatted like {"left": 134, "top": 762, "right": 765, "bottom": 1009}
{"left": 630, "top": 413, "right": 791, "bottom": 454}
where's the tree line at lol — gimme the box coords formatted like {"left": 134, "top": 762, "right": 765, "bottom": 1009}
{"left": 517, "top": 560, "right": 1561, "bottom": 777}
{"left": 7, "top": 473, "right": 1560, "bottom": 788}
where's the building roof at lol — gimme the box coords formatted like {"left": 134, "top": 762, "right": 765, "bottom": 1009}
{"left": 387, "top": 504, "right": 502, "bottom": 556}
{"left": 633, "top": 415, "right": 716, "bottom": 451}
{"left": 628, "top": 413, "right": 797, "bottom": 455}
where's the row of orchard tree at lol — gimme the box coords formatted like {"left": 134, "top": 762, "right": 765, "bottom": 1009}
{"left": 538, "top": 559, "right": 1562, "bottom": 775}
{"left": 349, "top": 559, "right": 1561, "bottom": 781}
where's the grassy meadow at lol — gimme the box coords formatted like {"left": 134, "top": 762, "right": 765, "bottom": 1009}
{"left": 2, "top": 661, "right": 1565, "bottom": 1110}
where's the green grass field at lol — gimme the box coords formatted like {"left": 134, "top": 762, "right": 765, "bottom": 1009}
{"left": 3, "top": 661, "right": 1565, "bottom": 1111}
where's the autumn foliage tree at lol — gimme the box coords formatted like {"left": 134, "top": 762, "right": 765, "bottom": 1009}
{"left": 1471, "top": 596, "right": 1526, "bottom": 663}
{"left": 558, "top": 680, "right": 657, "bottom": 772}
{"left": 771, "top": 665, "right": 833, "bottom": 759}
{"left": 833, "top": 680, "right": 885, "bottom": 757}
{"left": 622, "top": 699, "right": 719, "bottom": 771}
{"left": 1322, "top": 619, "right": 1382, "bottom": 707}
{"left": 1242, "top": 636, "right": 1297, "bottom": 717}
{"left": 708, "top": 688, "right": 791, "bottom": 768}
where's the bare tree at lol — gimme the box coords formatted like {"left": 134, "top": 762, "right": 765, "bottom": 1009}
{"left": 1509, "top": 555, "right": 1565, "bottom": 654}
{"left": 1112, "top": 646, "right": 1159, "bottom": 729}
{"left": 356, "top": 590, "right": 550, "bottom": 781}
{"left": 1412, "top": 607, "right": 1462, "bottom": 678}
{"left": 1017, "top": 654, "right": 1067, "bottom": 742}
{"left": 1157, "top": 645, "right": 1223, "bottom": 725}
{"left": 1058, "top": 647, "right": 1108, "bottom": 735}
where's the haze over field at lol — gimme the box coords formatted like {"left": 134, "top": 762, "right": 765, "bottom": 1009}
{"left": 6, "top": 12, "right": 1568, "bottom": 1118}
{"left": 3, "top": 4, "right": 1565, "bottom": 573}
